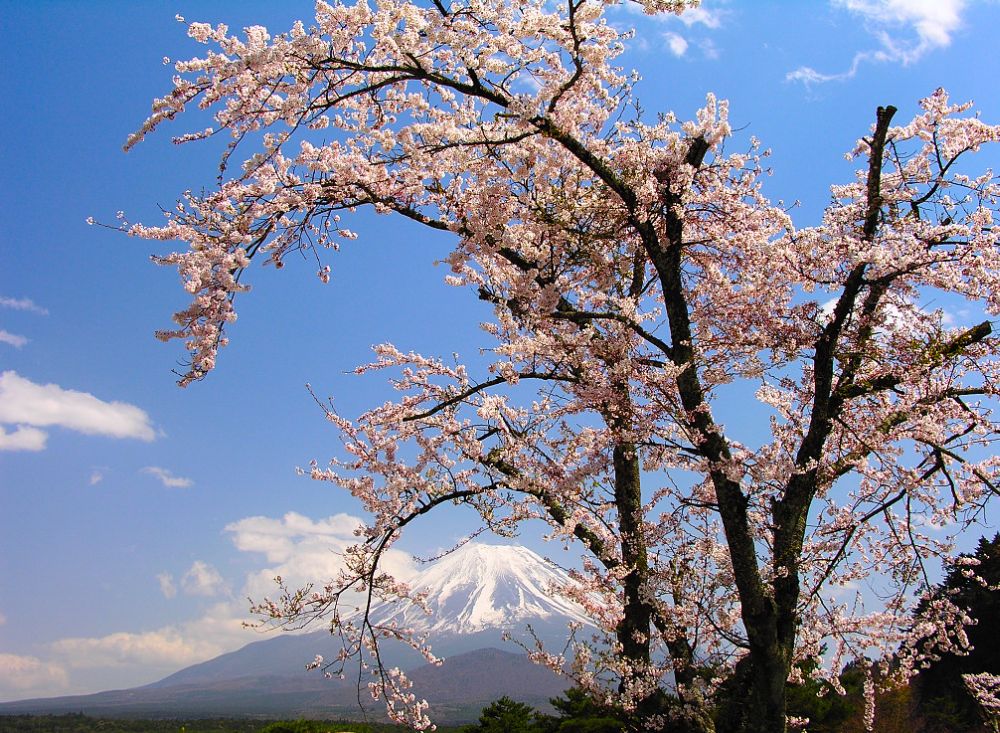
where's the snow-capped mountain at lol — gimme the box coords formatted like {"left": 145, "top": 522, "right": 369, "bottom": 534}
{"left": 368, "top": 542, "right": 594, "bottom": 634}
{"left": 0, "top": 543, "right": 593, "bottom": 721}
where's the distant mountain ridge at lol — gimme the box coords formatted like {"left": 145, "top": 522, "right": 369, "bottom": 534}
{"left": 0, "top": 648, "right": 570, "bottom": 723}
{"left": 0, "top": 543, "right": 588, "bottom": 723}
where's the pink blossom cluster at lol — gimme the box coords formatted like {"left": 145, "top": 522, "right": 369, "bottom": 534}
{"left": 963, "top": 672, "right": 1000, "bottom": 729}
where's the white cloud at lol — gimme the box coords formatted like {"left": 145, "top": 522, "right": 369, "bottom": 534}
{"left": 787, "top": 65, "right": 842, "bottom": 85}
{"left": 226, "top": 511, "right": 416, "bottom": 608}
{"left": 664, "top": 32, "right": 689, "bottom": 56}
{"left": 697, "top": 37, "right": 720, "bottom": 60}
{"left": 20, "top": 512, "right": 416, "bottom": 698}
{"left": 40, "top": 515, "right": 377, "bottom": 684}
{"left": 89, "top": 469, "right": 105, "bottom": 486}
{"left": 158, "top": 572, "right": 177, "bottom": 599}
{"left": 0, "top": 330, "right": 27, "bottom": 348}
{"left": 142, "top": 466, "right": 193, "bottom": 489}
{"left": 0, "top": 296, "right": 48, "bottom": 315}
{"left": 789, "top": 0, "right": 967, "bottom": 84}
{"left": 838, "top": 0, "right": 964, "bottom": 57}
{"left": 181, "top": 561, "right": 228, "bottom": 597}
{"left": 0, "top": 654, "right": 68, "bottom": 697}
{"left": 226, "top": 511, "right": 364, "bottom": 563}
{"left": 816, "top": 295, "right": 958, "bottom": 338}
{"left": 0, "top": 371, "right": 156, "bottom": 449}
{"left": 51, "top": 628, "right": 227, "bottom": 670}
{"left": 35, "top": 605, "right": 258, "bottom": 696}
{"left": 676, "top": 4, "right": 724, "bottom": 28}
{"left": 787, "top": 47, "right": 889, "bottom": 86}
{"left": 618, "top": 1, "right": 726, "bottom": 33}
{"left": 0, "top": 424, "right": 47, "bottom": 452}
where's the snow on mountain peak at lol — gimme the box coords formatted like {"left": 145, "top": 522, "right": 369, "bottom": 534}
{"left": 369, "top": 542, "right": 593, "bottom": 635}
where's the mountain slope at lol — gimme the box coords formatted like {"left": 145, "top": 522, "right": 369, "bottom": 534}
{"left": 368, "top": 543, "right": 592, "bottom": 634}
{"left": 0, "top": 543, "right": 591, "bottom": 721}
{"left": 153, "top": 543, "right": 591, "bottom": 689}
{"left": 0, "top": 648, "right": 569, "bottom": 723}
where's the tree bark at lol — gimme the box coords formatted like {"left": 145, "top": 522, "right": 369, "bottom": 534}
{"left": 614, "top": 442, "right": 652, "bottom": 675}
{"left": 613, "top": 440, "right": 715, "bottom": 733}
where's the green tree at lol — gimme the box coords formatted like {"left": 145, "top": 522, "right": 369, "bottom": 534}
{"left": 260, "top": 721, "right": 328, "bottom": 733}
{"left": 715, "top": 657, "right": 864, "bottom": 733}
{"left": 466, "top": 697, "right": 541, "bottom": 733}
{"left": 537, "top": 688, "right": 625, "bottom": 733}
{"left": 784, "top": 662, "right": 864, "bottom": 733}
{"left": 914, "top": 534, "right": 1000, "bottom": 732}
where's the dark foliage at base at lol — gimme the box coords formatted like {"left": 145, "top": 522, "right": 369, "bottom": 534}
{"left": 461, "top": 690, "right": 627, "bottom": 733}
{"left": 912, "top": 534, "right": 1000, "bottom": 732}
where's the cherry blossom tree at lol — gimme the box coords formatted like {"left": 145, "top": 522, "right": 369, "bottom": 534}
{"left": 122, "top": 1, "right": 1000, "bottom": 731}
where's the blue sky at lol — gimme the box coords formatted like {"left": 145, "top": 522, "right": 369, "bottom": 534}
{"left": 1, "top": 0, "right": 999, "bottom": 701}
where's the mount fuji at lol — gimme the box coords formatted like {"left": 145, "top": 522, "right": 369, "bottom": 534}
{"left": 0, "top": 543, "right": 595, "bottom": 723}
{"left": 369, "top": 542, "right": 593, "bottom": 634}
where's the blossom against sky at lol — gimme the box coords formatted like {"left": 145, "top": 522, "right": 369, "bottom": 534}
{"left": 1, "top": 0, "right": 998, "bottom": 701}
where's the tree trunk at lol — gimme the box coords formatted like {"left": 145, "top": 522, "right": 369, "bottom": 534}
{"left": 714, "top": 652, "right": 789, "bottom": 733}
{"left": 744, "top": 648, "right": 790, "bottom": 733}
{"left": 613, "top": 442, "right": 652, "bottom": 676}
{"left": 613, "top": 442, "right": 715, "bottom": 733}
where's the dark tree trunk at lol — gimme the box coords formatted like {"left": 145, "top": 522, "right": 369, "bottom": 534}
{"left": 744, "top": 648, "right": 791, "bottom": 733}
{"left": 613, "top": 442, "right": 652, "bottom": 675}
{"left": 613, "top": 441, "right": 715, "bottom": 733}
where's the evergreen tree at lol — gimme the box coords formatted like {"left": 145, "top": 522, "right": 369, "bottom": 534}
{"left": 915, "top": 534, "right": 1000, "bottom": 732}
{"left": 466, "top": 697, "right": 541, "bottom": 733}
{"left": 538, "top": 688, "right": 626, "bottom": 733}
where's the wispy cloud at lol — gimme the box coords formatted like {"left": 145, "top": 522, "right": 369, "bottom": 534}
{"left": 181, "top": 561, "right": 229, "bottom": 597}
{"left": 664, "top": 31, "right": 689, "bottom": 57}
{"left": 839, "top": 0, "right": 965, "bottom": 59}
{"left": 89, "top": 469, "right": 105, "bottom": 486}
{"left": 22, "top": 512, "right": 415, "bottom": 698}
{"left": 0, "top": 371, "right": 156, "bottom": 451}
{"left": 696, "top": 37, "right": 720, "bottom": 60}
{"left": 157, "top": 573, "right": 177, "bottom": 599}
{"left": 618, "top": 0, "right": 725, "bottom": 27}
{"left": 676, "top": 4, "right": 724, "bottom": 28}
{"left": 617, "top": 0, "right": 726, "bottom": 58}
{"left": 788, "top": 0, "right": 967, "bottom": 85}
{"left": 51, "top": 628, "right": 225, "bottom": 670}
{"left": 0, "top": 330, "right": 27, "bottom": 348}
{"left": 0, "top": 653, "right": 68, "bottom": 696}
{"left": 227, "top": 512, "right": 418, "bottom": 614}
{"left": 142, "top": 466, "right": 193, "bottom": 489}
{"left": 226, "top": 511, "right": 365, "bottom": 565}
{"left": 1, "top": 298, "right": 45, "bottom": 351}
{"left": 0, "top": 296, "right": 48, "bottom": 315}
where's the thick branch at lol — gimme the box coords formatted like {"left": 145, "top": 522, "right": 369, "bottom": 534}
{"left": 481, "top": 453, "right": 620, "bottom": 571}
{"left": 834, "top": 320, "right": 992, "bottom": 400}
{"left": 769, "top": 106, "right": 898, "bottom": 674}
{"left": 402, "top": 371, "right": 577, "bottom": 422}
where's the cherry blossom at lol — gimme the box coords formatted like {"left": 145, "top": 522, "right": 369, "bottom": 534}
{"left": 963, "top": 672, "right": 1000, "bottom": 731}
{"left": 124, "top": 2, "right": 1000, "bottom": 731}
